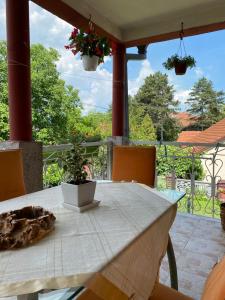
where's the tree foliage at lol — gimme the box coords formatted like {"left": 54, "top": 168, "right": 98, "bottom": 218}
{"left": 31, "top": 44, "right": 82, "bottom": 143}
{"left": 157, "top": 146, "right": 204, "bottom": 180}
{"left": 186, "top": 77, "right": 225, "bottom": 130}
{"left": 0, "top": 42, "right": 82, "bottom": 144}
{"left": 132, "top": 72, "right": 180, "bottom": 140}
{"left": 81, "top": 111, "right": 112, "bottom": 139}
{"left": 129, "top": 103, "right": 156, "bottom": 140}
{"left": 0, "top": 102, "right": 9, "bottom": 141}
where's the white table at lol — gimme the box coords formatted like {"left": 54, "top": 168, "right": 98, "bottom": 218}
{"left": 0, "top": 183, "right": 184, "bottom": 300}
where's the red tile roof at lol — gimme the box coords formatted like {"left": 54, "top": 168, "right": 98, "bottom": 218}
{"left": 193, "top": 118, "right": 225, "bottom": 153}
{"left": 172, "top": 112, "right": 198, "bottom": 128}
{"left": 177, "top": 131, "right": 201, "bottom": 143}
{"left": 177, "top": 118, "right": 225, "bottom": 153}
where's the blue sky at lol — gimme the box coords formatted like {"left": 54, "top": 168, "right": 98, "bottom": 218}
{"left": 1, "top": 1, "right": 225, "bottom": 113}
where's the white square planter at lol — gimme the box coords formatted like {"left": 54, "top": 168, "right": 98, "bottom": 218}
{"left": 61, "top": 181, "right": 96, "bottom": 207}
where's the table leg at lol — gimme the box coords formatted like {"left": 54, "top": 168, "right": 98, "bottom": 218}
{"left": 17, "top": 292, "right": 38, "bottom": 300}
{"left": 167, "top": 234, "right": 178, "bottom": 290}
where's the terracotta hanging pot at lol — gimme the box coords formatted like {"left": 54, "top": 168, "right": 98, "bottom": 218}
{"left": 82, "top": 55, "right": 99, "bottom": 71}
{"left": 174, "top": 61, "right": 187, "bottom": 75}
{"left": 220, "top": 202, "right": 225, "bottom": 231}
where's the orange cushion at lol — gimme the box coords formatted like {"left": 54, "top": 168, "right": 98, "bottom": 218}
{"left": 77, "top": 273, "right": 129, "bottom": 300}
{"left": 150, "top": 283, "right": 194, "bottom": 300}
{"left": 112, "top": 146, "right": 156, "bottom": 187}
{"left": 201, "top": 256, "right": 225, "bottom": 300}
{"left": 76, "top": 289, "right": 102, "bottom": 300}
{"left": 0, "top": 150, "right": 26, "bottom": 201}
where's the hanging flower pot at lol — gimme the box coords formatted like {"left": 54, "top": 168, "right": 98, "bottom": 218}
{"left": 82, "top": 55, "right": 99, "bottom": 71}
{"left": 65, "top": 18, "right": 112, "bottom": 71}
{"left": 162, "top": 22, "right": 196, "bottom": 75}
{"left": 174, "top": 61, "right": 187, "bottom": 75}
{"left": 163, "top": 54, "right": 195, "bottom": 75}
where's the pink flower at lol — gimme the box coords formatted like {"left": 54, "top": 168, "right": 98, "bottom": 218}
{"left": 72, "top": 49, "right": 78, "bottom": 56}
{"left": 71, "top": 28, "right": 78, "bottom": 39}
{"left": 95, "top": 47, "right": 103, "bottom": 57}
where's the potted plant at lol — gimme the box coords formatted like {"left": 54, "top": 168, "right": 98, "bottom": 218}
{"left": 163, "top": 54, "right": 196, "bottom": 75}
{"left": 61, "top": 137, "right": 96, "bottom": 207}
{"left": 65, "top": 26, "right": 111, "bottom": 71}
{"left": 220, "top": 202, "right": 225, "bottom": 231}
{"left": 217, "top": 188, "right": 225, "bottom": 201}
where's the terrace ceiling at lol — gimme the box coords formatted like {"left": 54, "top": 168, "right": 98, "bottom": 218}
{"left": 33, "top": 0, "right": 225, "bottom": 46}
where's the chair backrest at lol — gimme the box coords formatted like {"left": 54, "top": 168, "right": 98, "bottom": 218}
{"left": 0, "top": 149, "right": 26, "bottom": 201}
{"left": 112, "top": 145, "right": 156, "bottom": 187}
{"left": 201, "top": 255, "right": 225, "bottom": 300}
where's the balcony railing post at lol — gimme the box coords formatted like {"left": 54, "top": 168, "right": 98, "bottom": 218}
{"left": 211, "top": 151, "right": 218, "bottom": 218}
{"left": 190, "top": 153, "right": 196, "bottom": 214}
{"left": 107, "top": 139, "right": 113, "bottom": 180}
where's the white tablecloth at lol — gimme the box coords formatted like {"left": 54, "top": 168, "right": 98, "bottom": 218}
{"left": 0, "top": 183, "right": 177, "bottom": 299}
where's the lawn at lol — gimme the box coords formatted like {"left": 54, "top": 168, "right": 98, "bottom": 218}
{"left": 157, "top": 176, "right": 221, "bottom": 219}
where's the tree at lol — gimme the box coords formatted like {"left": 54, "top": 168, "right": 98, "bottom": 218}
{"left": 31, "top": 44, "right": 82, "bottom": 143}
{"left": 157, "top": 146, "right": 204, "bottom": 180}
{"left": 0, "top": 41, "right": 8, "bottom": 105}
{"left": 81, "top": 111, "right": 112, "bottom": 139}
{"left": 0, "top": 42, "right": 83, "bottom": 144}
{"left": 186, "top": 77, "right": 225, "bottom": 130}
{"left": 0, "top": 102, "right": 9, "bottom": 141}
{"left": 129, "top": 103, "right": 156, "bottom": 140}
{"left": 133, "top": 72, "right": 179, "bottom": 140}
{"left": 0, "top": 42, "right": 9, "bottom": 141}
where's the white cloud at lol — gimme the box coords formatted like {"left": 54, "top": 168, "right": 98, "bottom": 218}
{"left": 174, "top": 89, "right": 191, "bottom": 103}
{"left": 30, "top": 9, "right": 47, "bottom": 25}
{"left": 57, "top": 50, "right": 112, "bottom": 114}
{"left": 194, "top": 67, "right": 204, "bottom": 78}
{"left": 0, "top": 1, "right": 6, "bottom": 40}
{"left": 128, "top": 59, "right": 153, "bottom": 96}
{"left": 0, "top": 3, "right": 5, "bottom": 19}
{"left": 49, "top": 18, "right": 72, "bottom": 38}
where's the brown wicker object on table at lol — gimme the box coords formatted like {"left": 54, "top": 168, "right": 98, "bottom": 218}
{"left": 0, "top": 206, "right": 56, "bottom": 250}
{"left": 220, "top": 203, "right": 225, "bottom": 231}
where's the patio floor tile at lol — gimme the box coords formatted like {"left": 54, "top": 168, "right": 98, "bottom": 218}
{"left": 160, "top": 213, "right": 225, "bottom": 299}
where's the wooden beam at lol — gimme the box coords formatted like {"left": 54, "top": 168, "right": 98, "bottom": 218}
{"left": 32, "top": 0, "right": 225, "bottom": 48}
{"left": 31, "top": 0, "right": 121, "bottom": 43}
{"left": 125, "top": 21, "right": 225, "bottom": 47}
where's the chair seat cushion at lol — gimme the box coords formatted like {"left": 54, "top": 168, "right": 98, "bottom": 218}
{"left": 76, "top": 289, "right": 101, "bottom": 300}
{"left": 150, "top": 283, "right": 194, "bottom": 300}
{"left": 201, "top": 256, "right": 225, "bottom": 300}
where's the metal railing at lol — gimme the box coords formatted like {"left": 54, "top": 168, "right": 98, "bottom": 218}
{"left": 43, "top": 140, "right": 112, "bottom": 188}
{"left": 43, "top": 139, "right": 225, "bottom": 219}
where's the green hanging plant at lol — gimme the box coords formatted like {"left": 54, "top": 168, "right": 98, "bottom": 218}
{"left": 163, "top": 54, "right": 196, "bottom": 75}
{"left": 162, "top": 22, "right": 196, "bottom": 75}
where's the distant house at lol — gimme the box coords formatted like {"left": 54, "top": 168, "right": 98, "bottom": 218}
{"left": 172, "top": 112, "right": 198, "bottom": 130}
{"left": 177, "top": 118, "right": 225, "bottom": 181}
{"left": 177, "top": 131, "right": 201, "bottom": 143}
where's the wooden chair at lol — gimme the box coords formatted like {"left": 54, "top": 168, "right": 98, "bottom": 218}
{"left": 0, "top": 149, "right": 26, "bottom": 201}
{"left": 75, "top": 256, "right": 225, "bottom": 299}
{"left": 112, "top": 145, "right": 156, "bottom": 187}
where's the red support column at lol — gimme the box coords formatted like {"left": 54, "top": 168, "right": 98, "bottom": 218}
{"left": 112, "top": 43, "right": 126, "bottom": 137}
{"left": 6, "top": 0, "right": 32, "bottom": 141}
